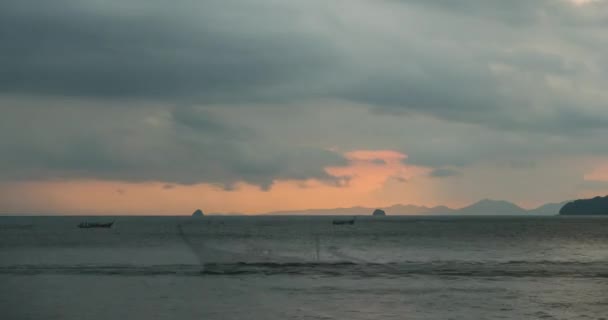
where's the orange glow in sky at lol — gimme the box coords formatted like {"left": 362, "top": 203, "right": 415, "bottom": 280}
{"left": 0, "top": 150, "right": 436, "bottom": 215}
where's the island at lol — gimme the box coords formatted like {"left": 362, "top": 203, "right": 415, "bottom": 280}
{"left": 192, "top": 209, "right": 204, "bottom": 217}
{"left": 372, "top": 209, "right": 386, "bottom": 216}
{"left": 559, "top": 195, "right": 608, "bottom": 215}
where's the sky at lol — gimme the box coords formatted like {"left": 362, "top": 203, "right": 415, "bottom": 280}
{"left": 1, "top": 0, "right": 608, "bottom": 214}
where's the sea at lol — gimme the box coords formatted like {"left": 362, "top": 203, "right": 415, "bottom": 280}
{"left": 1, "top": 215, "right": 608, "bottom": 320}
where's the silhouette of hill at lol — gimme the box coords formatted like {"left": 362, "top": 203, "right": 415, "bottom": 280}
{"left": 457, "top": 199, "right": 527, "bottom": 215}
{"left": 383, "top": 204, "right": 455, "bottom": 214}
{"left": 559, "top": 195, "right": 608, "bottom": 215}
{"left": 529, "top": 201, "right": 569, "bottom": 215}
{"left": 372, "top": 209, "right": 386, "bottom": 216}
{"left": 261, "top": 199, "right": 562, "bottom": 216}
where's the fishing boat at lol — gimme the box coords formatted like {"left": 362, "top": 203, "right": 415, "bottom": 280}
{"left": 332, "top": 217, "right": 356, "bottom": 225}
{"left": 78, "top": 221, "right": 114, "bottom": 229}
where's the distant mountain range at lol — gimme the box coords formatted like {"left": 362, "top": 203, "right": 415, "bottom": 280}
{"left": 261, "top": 199, "right": 570, "bottom": 216}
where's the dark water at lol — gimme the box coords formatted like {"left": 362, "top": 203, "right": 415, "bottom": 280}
{"left": 1, "top": 216, "right": 608, "bottom": 319}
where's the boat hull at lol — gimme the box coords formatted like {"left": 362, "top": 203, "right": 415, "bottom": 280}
{"left": 78, "top": 222, "right": 114, "bottom": 229}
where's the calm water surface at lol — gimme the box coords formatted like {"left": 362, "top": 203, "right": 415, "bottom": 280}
{"left": 1, "top": 216, "right": 608, "bottom": 319}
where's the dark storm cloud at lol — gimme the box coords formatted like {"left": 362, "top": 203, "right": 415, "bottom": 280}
{"left": 0, "top": 102, "right": 346, "bottom": 187}
{"left": 0, "top": 0, "right": 339, "bottom": 102}
{"left": 0, "top": 0, "right": 350, "bottom": 186}
{"left": 1, "top": 0, "right": 608, "bottom": 185}
{"left": 5, "top": 0, "right": 606, "bottom": 135}
{"left": 1, "top": 0, "right": 606, "bottom": 132}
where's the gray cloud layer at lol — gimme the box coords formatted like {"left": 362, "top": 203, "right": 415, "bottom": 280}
{"left": 0, "top": 0, "right": 341, "bottom": 102}
{"left": 2, "top": 1, "right": 607, "bottom": 127}
{"left": 1, "top": 0, "right": 608, "bottom": 190}
{"left": 0, "top": 100, "right": 345, "bottom": 187}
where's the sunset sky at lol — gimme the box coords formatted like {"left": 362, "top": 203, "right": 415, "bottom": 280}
{"left": 1, "top": 0, "right": 608, "bottom": 214}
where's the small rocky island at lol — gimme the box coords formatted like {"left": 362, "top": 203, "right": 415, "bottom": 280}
{"left": 192, "top": 209, "right": 204, "bottom": 217}
{"left": 372, "top": 209, "right": 386, "bottom": 216}
{"left": 559, "top": 195, "right": 608, "bottom": 215}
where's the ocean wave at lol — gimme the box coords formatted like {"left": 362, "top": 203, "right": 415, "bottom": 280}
{"left": 2, "top": 261, "right": 608, "bottom": 278}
